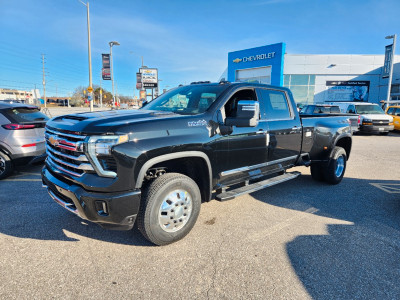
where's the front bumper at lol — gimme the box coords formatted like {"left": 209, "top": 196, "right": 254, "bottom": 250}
{"left": 360, "top": 124, "right": 394, "bottom": 133}
{"left": 42, "top": 166, "right": 141, "bottom": 230}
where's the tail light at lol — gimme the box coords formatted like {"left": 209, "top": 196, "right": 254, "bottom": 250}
{"left": 2, "top": 124, "right": 36, "bottom": 130}
{"left": 22, "top": 143, "right": 37, "bottom": 148}
{"left": 357, "top": 115, "right": 361, "bottom": 124}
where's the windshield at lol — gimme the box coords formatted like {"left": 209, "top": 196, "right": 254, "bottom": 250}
{"left": 355, "top": 104, "right": 385, "bottom": 114}
{"left": 142, "top": 85, "right": 227, "bottom": 115}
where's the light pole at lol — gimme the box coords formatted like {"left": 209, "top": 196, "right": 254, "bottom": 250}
{"left": 79, "top": 0, "right": 93, "bottom": 112}
{"left": 385, "top": 34, "right": 397, "bottom": 109}
{"left": 109, "top": 41, "right": 120, "bottom": 108}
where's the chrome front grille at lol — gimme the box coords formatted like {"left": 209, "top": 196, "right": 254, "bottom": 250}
{"left": 372, "top": 120, "right": 389, "bottom": 126}
{"left": 45, "top": 127, "right": 94, "bottom": 177}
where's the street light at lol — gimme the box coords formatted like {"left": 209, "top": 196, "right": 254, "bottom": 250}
{"left": 109, "top": 41, "right": 120, "bottom": 108}
{"left": 78, "top": 0, "right": 93, "bottom": 112}
{"left": 385, "top": 34, "right": 397, "bottom": 109}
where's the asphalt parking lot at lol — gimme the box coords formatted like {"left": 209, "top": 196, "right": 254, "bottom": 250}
{"left": 1, "top": 133, "right": 399, "bottom": 300}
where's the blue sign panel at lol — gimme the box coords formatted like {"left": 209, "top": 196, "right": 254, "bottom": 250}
{"left": 227, "top": 43, "right": 286, "bottom": 86}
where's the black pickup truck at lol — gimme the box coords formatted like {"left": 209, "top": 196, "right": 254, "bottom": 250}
{"left": 42, "top": 82, "right": 352, "bottom": 245}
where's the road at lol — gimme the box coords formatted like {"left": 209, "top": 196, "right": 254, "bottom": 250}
{"left": 0, "top": 133, "right": 399, "bottom": 299}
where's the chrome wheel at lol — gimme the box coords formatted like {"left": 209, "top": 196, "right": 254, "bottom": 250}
{"left": 335, "top": 155, "right": 345, "bottom": 177}
{"left": 158, "top": 189, "right": 193, "bottom": 233}
{"left": 0, "top": 156, "right": 5, "bottom": 175}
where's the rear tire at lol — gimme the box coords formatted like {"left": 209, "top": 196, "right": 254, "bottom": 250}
{"left": 0, "top": 151, "right": 13, "bottom": 180}
{"left": 323, "top": 146, "right": 347, "bottom": 185}
{"left": 137, "top": 173, "right": 201, "bottom": 246}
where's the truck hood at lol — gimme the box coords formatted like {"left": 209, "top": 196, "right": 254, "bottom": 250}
{"left": 46, "top": 109, "right": 184, "bottom": 134}
{"left": 360, "top": 114, "right": 393, "bottom": 121}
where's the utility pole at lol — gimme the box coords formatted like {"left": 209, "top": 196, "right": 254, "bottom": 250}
{"left": 42, "top": 54, "right": 46, "bottom": 108}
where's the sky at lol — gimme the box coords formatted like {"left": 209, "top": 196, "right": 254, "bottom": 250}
{"left": 1, "top": 0, "right": 400, "bottom": 98}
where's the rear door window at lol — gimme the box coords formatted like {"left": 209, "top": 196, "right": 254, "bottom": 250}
{"left": 3, "top": 107, "right": 49, "bottom": 123}
{"left": 257, "top": 89, "right": 292, "bottom": 120}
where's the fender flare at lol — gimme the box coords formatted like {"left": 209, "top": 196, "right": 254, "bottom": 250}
{"left": 135, "top": 151, "right": 213, "bottom": 192}
{"left": 332, "top": 133, "right": 352, "bottom": 159}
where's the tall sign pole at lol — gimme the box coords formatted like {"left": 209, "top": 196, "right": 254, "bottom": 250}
{"left": 100, "top": 70, "right": 103, "bottom": 108}
{"left": 87, "top": 2, "right": 93, "bottom": 112}
{"left": 110, "top": 44, "right": 115, "bottom": 107}
{"left": 79, "top": 0, "right": 93, "bottom": 111}
{"left": 42, "top": 54, "right": 46, "bottom": 108}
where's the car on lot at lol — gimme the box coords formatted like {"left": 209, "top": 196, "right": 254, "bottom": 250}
{"left": 0, "top": 102, "right": 49, "bottom": 179}
{"left": 300, "top": 104, "right": 341, "bottom": 114}
{"left": 331, "top": 102, "right": 394, "bottom": 135}
{"left": 386, "top": 106, "right": 400, "bottom": 131}
{"left": 300, "top": 104, "right": 359, "bottom": 133}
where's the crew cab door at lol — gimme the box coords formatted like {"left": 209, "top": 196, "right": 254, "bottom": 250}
{"left": 256, "top": 88, "right": 302, "bottom": 168}
{"left": 220, "top": 88, "right": 269, "bottom": 173}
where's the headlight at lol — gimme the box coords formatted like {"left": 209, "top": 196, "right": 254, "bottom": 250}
{"left": 87, "top": 134, "right": 129, "bottom": 177}
{"left": 362, "top": 119, "right": 372, "bottom": 125}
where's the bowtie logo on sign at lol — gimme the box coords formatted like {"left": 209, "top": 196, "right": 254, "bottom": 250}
{"left": 233, "top": 52, "right": 276, "bottom": 63}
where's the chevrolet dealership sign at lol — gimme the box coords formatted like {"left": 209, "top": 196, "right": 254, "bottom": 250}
{"left": 233, "top": 52, "right": 276, "bottom": 63}
{"left": 228, "top": 43, "right": 286, "bottom": 86}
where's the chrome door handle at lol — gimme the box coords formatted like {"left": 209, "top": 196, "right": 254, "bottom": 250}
{"left": 256, "top": 129, "right": 265, "bottom": 134}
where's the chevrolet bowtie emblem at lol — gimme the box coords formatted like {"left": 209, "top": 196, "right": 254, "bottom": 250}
{"left": 48, "top": 135, "right": 59, "bottom": 147}
{"left": 233, "top": 58, "right": 242, "bottom": 63}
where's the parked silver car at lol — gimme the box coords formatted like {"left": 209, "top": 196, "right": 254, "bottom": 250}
{"left": 0, "top": 102, "right": 49, "bottom": 179}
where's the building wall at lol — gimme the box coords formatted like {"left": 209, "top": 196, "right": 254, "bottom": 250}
{"left": 284, "top": 54, "right": 400, "bottom": 105}
{"left": 0, "top": 88, "right": 40, "bottom": 104}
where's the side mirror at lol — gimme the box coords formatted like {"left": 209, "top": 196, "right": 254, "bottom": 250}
{"left": 225, "top": 100, "right": 259, "bottom": 127}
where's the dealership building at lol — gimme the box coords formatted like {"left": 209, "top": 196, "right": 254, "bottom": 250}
{"left": 221, "top": 42, "right": 400, "bottom": 106}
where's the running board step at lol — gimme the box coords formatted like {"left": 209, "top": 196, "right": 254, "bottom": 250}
{"left": 215, "top": 171, "right": 301, "bottom": 201}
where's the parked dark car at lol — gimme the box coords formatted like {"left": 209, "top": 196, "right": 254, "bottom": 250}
{"left": 0, "top": 102, "right": 49, "bottom": 179}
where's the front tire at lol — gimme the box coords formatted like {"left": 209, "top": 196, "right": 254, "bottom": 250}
{"left": 0, "top": 151, "right": 13, "bottom": 180}
{"left": 323, "top": 146, "right": 347, "bottom": 185}
{"left": 137, "top": 173, "right": 201, "bottom": 246}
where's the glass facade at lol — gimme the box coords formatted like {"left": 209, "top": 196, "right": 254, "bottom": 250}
{"left": 283, "top": 74, "right": 316, "bottom": 105}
